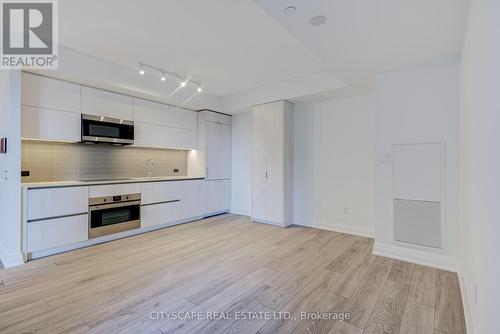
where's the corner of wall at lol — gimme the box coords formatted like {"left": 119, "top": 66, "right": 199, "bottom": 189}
{"left": 372, "top": 242, "right": 458, "bottom": 272}
{"left": 457, "top": 264, "right": 477, "bottom": 334}
{"left": 0, "top": 242, "right": 25, "bottom": 268}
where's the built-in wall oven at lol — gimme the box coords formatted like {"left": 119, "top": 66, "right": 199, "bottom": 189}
{"left": 88, "top": 193, "right": 141, "bottom": 239}
{"left": 81, "top": 114, "right": 134, "bottom": 145}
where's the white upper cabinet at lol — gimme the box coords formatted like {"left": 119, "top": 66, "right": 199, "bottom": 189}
{"left": 22, "top": 105, "right": 81, "bottom": 142}
{"left": 22, "top": 72, "right": 81, "bottom": 113}
{"left": 205, "top": 120, "right": 231, "bottom": 180}
{"left": 134, "top": 99, "right": 196, "bottom": 130}
{"left": 133, "top": 98, "right": 197, "bottom": 149}
{"left": 81, "top": 87, "right": 133, "bottom": 120}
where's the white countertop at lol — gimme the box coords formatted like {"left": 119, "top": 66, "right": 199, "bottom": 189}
{"left": 22, "top": 175, "right": 205, "bottom": 189}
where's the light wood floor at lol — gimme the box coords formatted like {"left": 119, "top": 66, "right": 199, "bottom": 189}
{"left": 0, "top": 214, "right": 466, "bottom": 334}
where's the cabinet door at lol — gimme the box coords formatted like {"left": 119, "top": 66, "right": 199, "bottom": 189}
{"left": 22, "top": 73, "right": 81, "bottom": 113}
{"left": 134, "top": 122, "right": 197, "bottom": 149}
{"left": 252, "top": 106, "right": 268, "bottom": 221}
{"left": 82, "top": 87, "right": 133, "bottom": 120}
{"left": 205, "top": 121, "right": 231, "bottom": 180}
{"left": 204, "top": 180, "right": 230, "bottom": 214}
{"left": 22, "top": 106, "right": 81, "bottom": 142}
{"left": 141, "top": 201, "right": 182, "bottom": 228}
{"left": 266, "top": 103, "right": 284, "bottom": 223}
{"left": 181, "top": 180, "right": 206, "bottom": 218}
{"left": 27, "top": 214, "right": 88, "bottom": 252}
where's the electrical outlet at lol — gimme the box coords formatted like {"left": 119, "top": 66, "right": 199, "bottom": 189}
{"left": 474, "top": 283, "right": 479, "bottom": 306}
{"left": 173, "top": 168, "right": 179, "bottom": 173}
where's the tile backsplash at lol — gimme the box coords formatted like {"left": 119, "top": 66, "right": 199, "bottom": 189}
{"left": 22, "top": 141, "right": 188, "bottom": 182}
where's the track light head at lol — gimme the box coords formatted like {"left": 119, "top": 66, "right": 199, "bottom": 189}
{"left": 197, "top": 87, "right": 203, "bottom": 93}
{"left": 180, "top": 81, "right": 187, "bottom": 87}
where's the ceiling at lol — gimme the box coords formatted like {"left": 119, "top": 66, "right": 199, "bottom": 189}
{"left": 253, "top": 0, "right": 469, "bottom": 92}
{"left": 59, "top": 0, "right": 326, "bottom": 96}
{"left": 59, "top": 0, "right": 468, "bottom": 100}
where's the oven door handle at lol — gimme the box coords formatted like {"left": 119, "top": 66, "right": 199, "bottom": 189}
{"left": 89, "top": 200, "right": 141, "bottom": 211}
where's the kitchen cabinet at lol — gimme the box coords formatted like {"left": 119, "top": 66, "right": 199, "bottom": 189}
{"left": 27, "top": 186, "right": 89, "bottom": 221}
{"left": 141, "top": 181, "right": 182, "bottom": 205}
{"left": 252, "top": 101, "right": 294, "bottom": 227}
{"left": 81, "top": 87, "right": 133, "bottom": 120}
{"left": 134, "top": 121, "right": 197, "bottom": 150}
{"left": 89, "top": 183, "right": 141, "bottom": 198}
{"left": 133, "top": 98, "right": 196, "bottom": 130}
{"left": 204, "top": 179, "right": 231, "bottom": 214}
{"left": 22, "top": 105, "right": 81, "bottom": 142}
{"left": 21, "top": 73, "right": 82, "bottom": 142}
{"left": 205, "top": 120, "right": 231, "bottom": 180}
{"left": 141, "top": 201, "right": 182, "bottom": 228}
{"left": 27, "top": 214, "right": 88, "bottom": 252}
{"left": 22, "top": 72, "right": 81, "bottom": 113}
{"left": 181, "top": 180, "right": 206, "bottom": 218}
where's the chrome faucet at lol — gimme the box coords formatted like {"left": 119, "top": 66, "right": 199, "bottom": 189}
{"left": 145, "top": 159, "right": 155, "bottom": 177}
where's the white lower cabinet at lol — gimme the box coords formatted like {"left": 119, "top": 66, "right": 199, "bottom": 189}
{"left": 27, "top": 214, "right": 88, "bottom": 252}
{"left": 181, "top": 180, "right": 206, "bottom": 219}
{"left": 204, "top": 180, "right": 231, "bottom": 215}
{"left": 141, "top": 181, "right": 181, "bottom": 205}
{"left": 141, "top": 201, "right": 182, "bottom": 228}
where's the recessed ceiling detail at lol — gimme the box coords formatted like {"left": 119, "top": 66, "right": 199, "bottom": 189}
{"left": 310, "top": 15, "right": 327, "bottom": 26}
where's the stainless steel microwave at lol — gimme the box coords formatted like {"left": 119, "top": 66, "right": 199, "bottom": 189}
{"left": 81, "top": 114, "right": 134, "bottom": 145}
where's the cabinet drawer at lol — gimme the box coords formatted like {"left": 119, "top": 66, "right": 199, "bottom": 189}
{"left": 27, "top": 187, "right": 88, "bottom": 221}
{"left": 89, "top": 183, "right": 141, "bottom": 198}
{"left": 141, "top": 181, "right": 181, "bottom": 205}
{"left": 141, "top": 201, "right": 182, "bottom": 228}
{"left": 27, "top": 214, "right": 88, "bottom": 252}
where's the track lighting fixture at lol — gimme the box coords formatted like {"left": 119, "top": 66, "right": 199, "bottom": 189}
{"left": 138, "top": 62, "right": 203, "bottom": 93}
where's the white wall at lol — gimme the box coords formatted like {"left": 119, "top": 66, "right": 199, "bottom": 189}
{"left": 373, "top": 57, "right": 460, "bottom": 270}
{"left": 0, "top": 70, "right": 23, "bottom": 268}
{"left": 459, "top": 1, "right": 500, "bottom": 333}
{"left": 293, "top": 95, "right": 375, "bottom": 237}
{"left": 230, "top": 110, "right": 252, "bottom": 215}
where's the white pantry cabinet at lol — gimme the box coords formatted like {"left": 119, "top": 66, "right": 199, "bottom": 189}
{"left": 205, "top": 120, "right": 231, "bottom": 180}
{"left": 252, "top": 101, "right": 294, "bottom": 227}
{"left": 81, "top": 87, "right": 133, "bottom": 120}
{"left": 22, "top": 72, "right": 81, "bottom": 113}
{"left": 204, "top": 179, "right": 231, "bottom": 214}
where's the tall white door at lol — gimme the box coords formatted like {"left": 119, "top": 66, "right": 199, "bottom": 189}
{"left": 266, "top": 103, "right": 284, "bottom": 223}
{"left": 252, "top": 105, "right": 268, "bottom": 221}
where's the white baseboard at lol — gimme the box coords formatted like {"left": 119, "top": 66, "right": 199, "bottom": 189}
{"left": 372, "top": 242, "right": 458, "bottom": 272}
{"left": 230, "top": 208, "right": 251, "bottom": 216}
{"left": 0, "top": 243, "right": 25, "bottom": 268}
{"left": 458, "top": 265, "right": 476, "bottom": 334}
{"left": 295, "top": 219, "right": 375, "bottom": 238}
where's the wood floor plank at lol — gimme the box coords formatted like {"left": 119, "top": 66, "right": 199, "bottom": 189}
{"left": 342, "top": 256, "right": 394, "bottom": 328}
{"left": 399, "top": 300, "right": 434, "bottom": 334}
{"left": 363, "top": 279, "right": 409, "bottom": 334}
{"left": 408, "top": 265, "right": 435, "bottom": 308}
{"left": 326, "top": 238, "right": 371, "bottom": 273}
{"left": 328, "top": 321, "right": 363, "bottom": 334}
{"left": 388, "top": 260, "right": 415, "bottom": 285}
{"left": 434, "top": 270, "right": 467, "bottom": 334}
